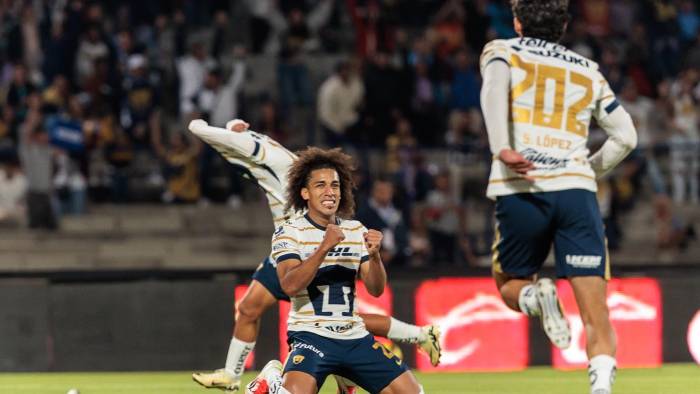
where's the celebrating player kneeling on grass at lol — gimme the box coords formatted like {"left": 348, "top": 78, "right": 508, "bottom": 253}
{"left": 188, "top": 119, "right": 439, "bottom": 393}
{"left": 247, "top": 147, "right": 424, "bottom": 394}
{"left": 480, "top": 1, "right": 638, "bottom": 394}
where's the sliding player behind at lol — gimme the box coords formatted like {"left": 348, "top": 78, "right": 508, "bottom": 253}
{"left": 248, "top": 147, "right": 424, "bottom": 394}
{"left": 480, "top": 1, "right": 637, "bottom": 393}
{"left": 188, "top": 119, "right": 440, "bottom": 392}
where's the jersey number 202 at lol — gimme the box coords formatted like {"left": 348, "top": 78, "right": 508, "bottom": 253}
{"left": 511, "top": 53, "right": 593, "bottom": 137}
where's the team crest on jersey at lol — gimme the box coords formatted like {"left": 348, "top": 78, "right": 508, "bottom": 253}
{"left": 293, "top": 355, "right": 305, "bottom": 364}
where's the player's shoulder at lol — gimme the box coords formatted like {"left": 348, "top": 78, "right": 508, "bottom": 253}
{"left": 481, "top": 38, "right": 515, "bottom": 54}
{"left": 480, "top": 38, "right": 513, "bottom": 67}
{"left": 274, "top": 216, "right": 306, "bottom": 235}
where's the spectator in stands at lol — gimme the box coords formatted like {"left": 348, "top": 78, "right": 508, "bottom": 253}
{"left": 364, "top": 52, "right": 406, "bottom": 145}
{"left": 42, "top": 23, "right": 71, "bottom": 84}
{"left": 356, "top": 177, "right": 410, "bottom": 265}
{"left": 423, "top": 170, "right": 473, "bottom": 265}
{"left": 410, "top": 60, "right": 439, "bottom": 144}
{"left": 450, "top": 49, "right": 480, "bottom": 111}
{"left": 75, "top": 24, "right": 110, "bottom": 85}
{"left": 257, "top": 99, "right": 288, "bottom": 145}
{"left": 121, "top": 54, "right": 161, "bottom": 149}
{"left": 277, "top": 8, "right": 313, "bottom": 113}
{"left": 105, "top": 129, "right": 134, "bottom": 203}
{"left": 0, "top": 155, "right": 27, "bottom": 227}
{"left": 193, "top": 49, "right": 247, "bottom": 127}
{"left": 193, "top": 54, "right": 247, "bottom": 207}
{"left": 18, "top": 109, "right": 57, "bottom": 230}
{"left": 54, "top": 150, "right": 87, "bottom": 215}
{"left": 42, "top": 75, "right": 70, "bottom": 114}
{"left": 5, "top": 64, "right": 36, "bottom": 122}
{"left": 0, "top": 105, "right": 18, "bottom": 158}
{"left": 156, "top": 132, "right": 201, "bottom": 204}
{"left": 177, "top": 41, "right": 215, "bottom": 116}
{"left": 317, "top": 60, "right": 364, "bottom": 148}
{"left": 677, "top": 0, "right": 700, "bottom": 46}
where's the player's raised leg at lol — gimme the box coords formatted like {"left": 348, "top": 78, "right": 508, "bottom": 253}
{"left": 491, "top": 192, "right": 571, "bottom": 349}
{"left": 361, "top": 313, "right": 442, "bottom": 366}
{"left": 193, "top": 280, "right": 277, "bottom": 391}
{"left": 571, "top": 276, "right": 617, "bottom": 394}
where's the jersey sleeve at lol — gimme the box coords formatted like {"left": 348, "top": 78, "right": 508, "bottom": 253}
{"left": 270, "top": 224, "right": 302, "bottom": 266}
{"left": 479, "top": 40, "right": 511, "bottom": 75}
{"left": 188, "top": 120, "right": 257, "bottom": 158}
{"left": 592, "top": 72, "right": 620, "bottom": 121}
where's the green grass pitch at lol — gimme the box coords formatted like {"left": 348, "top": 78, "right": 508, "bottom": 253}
{"left": 0, "top": 364, "right": 696, "bottom": 394}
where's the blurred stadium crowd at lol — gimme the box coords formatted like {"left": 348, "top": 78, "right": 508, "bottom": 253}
{"left": 0, "top": 0, "right": 697, "bottom": 265}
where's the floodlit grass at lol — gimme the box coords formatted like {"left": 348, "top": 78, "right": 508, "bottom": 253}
{"left": 0, "top": 364, "right": 697, "bottom": 393}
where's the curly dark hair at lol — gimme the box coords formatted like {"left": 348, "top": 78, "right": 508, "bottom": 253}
{"left": 511, "top": 0, "right": 570, "bottom": 43}
{"left": 286, "top": 147, "right": 356, "bottom": 218}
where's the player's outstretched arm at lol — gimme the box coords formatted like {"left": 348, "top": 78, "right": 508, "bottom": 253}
{"left": 188, "top": 119, "right": 257, "bottom": 158}
{"left": 277, "top": 224, "right": 345, "bottom": 296}
{"left": 360, "top": 229, "right": 386, "bottom": 297}
{"left": 589, "top": 107, "right": 638, "bottom": 178}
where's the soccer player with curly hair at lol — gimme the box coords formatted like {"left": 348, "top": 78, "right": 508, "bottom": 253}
{"left": 247, "top": 147, "right": 424, "bottom": 394}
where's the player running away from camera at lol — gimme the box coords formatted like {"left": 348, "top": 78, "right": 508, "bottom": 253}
{"left": 247, "top": 147, "right": 424, "bottom": 394}
{"left": 187, "top": 119, "right": 440, "bottom": 393}
{"left": 480, "top": 1, "right": 637, "bottom": 393}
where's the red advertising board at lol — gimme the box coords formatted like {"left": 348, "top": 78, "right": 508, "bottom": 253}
{"left": 414, "top": 278, "right": 529, "bottom": 371}
{"left": 278, "top": 282, "right": 393, "bottom": 362}
{"left": 552, "top": 278, "right": 662, "bottom": 369}
{"left": 234, "top": 285, "right": 255, "bottom": 369}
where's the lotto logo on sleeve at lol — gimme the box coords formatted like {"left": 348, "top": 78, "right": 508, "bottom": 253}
{"left": 414, "top": 278, "right": 528, "bottom": 371}
{"left": 235, "top": 285, "right": 255, "bottom": 370}
{"left": 552, "top": 278, "right": 662, "bottom": 369}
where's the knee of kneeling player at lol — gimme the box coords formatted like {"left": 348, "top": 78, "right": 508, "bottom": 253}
{"left": 236, "top": 300, "right": 264, "bottom": 323}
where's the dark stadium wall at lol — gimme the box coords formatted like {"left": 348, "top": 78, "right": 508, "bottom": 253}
{"left": 0, "top": 272, "right": 699, "bottom": 371}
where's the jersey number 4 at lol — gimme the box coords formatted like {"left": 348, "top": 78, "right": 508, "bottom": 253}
{"left": 510, "top": 53, "right": 593, "bottom": 137}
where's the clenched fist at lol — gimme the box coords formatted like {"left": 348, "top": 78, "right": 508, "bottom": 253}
{"left": 322, "top": 224, "right": 345, "bottom": 250}
{"left": 226, "top": 119, "right": 250, "bottom": 133}
{"left": 363, "top": 229, "right": 383, "bottom": 257}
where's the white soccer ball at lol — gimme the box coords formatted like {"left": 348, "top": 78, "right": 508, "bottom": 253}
{"left": 67, "top": 389, "right": 80, "bottom": 394}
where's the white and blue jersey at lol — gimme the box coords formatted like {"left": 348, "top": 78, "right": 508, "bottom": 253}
{"left": 189, "top": 123, "right": 297, "bottom": 228}
{"left": 271, "top": 214, "right": 370, "bottom": 340}
{"left": 480, "top": 37, "right": 620, "bottom": 198}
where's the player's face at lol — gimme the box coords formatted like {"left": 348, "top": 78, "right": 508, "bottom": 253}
{"left": 302, "top": 168, "right": 341, "bottom": 218}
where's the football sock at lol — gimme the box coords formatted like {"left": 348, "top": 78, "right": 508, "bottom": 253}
{"left": 225, "top": 337, "right": 255, "bottom": 377}
{"left": 588, "top": 354, "right": 616, "bottom": 394}
{"left": 518, "top": 284, "right": 541, "bottom": 317}
{"left": 388, "top": 317, "right": 426, "bottom": 344}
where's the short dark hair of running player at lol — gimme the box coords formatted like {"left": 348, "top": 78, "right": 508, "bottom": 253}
{"left": 511, "top": 0, "right": 570, "bottom": 43}
{"left": 286, "top": 147, "right": 356, "bottom": 218}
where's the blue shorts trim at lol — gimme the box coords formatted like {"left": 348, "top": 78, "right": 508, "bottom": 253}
{"left": 492, "top": 189, "right": 609, "bottom": 279}
{"left": 251, "top": 257, "right": 290, "bottom": 301}
{"left": 283, "top": 331, "right": 408, "bottom": 393}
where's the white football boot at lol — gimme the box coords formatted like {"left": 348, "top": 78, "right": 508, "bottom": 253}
{"left": 535, "top": 277, "right": 572, "bottom": 349}
{"left": 192, "top": 369, "right": 241, "bottom": 392}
